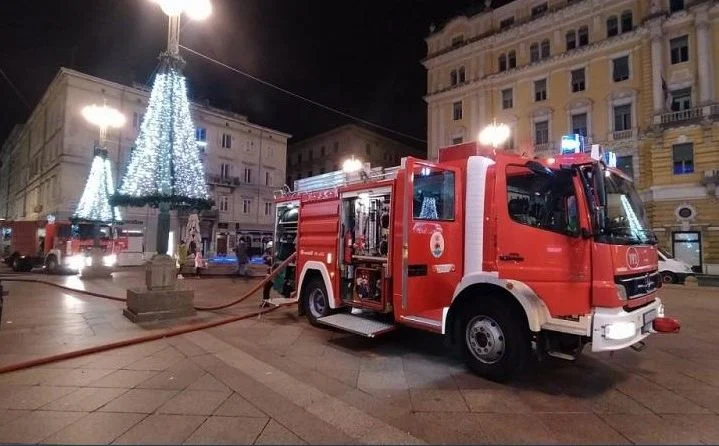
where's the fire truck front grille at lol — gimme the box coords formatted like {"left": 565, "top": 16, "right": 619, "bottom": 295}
{"left": 616, "top": 271, "right": 662, "bottom": 300}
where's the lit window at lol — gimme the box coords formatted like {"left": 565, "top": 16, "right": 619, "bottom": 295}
{"left": 195, "top": 128, "right": 207, "bottom": 143}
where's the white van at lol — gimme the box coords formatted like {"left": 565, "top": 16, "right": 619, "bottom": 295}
{"left": 658, "top": 247, "right": 695, "bottom": 284}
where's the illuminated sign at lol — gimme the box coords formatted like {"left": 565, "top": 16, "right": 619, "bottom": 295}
{"left": 560, "top": 134, "right": 581, "bottom": 154}
{"left": 603, "top": 151, "right": 617, "bottom": 168}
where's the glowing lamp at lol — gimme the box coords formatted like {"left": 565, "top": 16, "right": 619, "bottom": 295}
{"left": 342, "top": 157, "right": 363, "bottom": 173}
{"left": 479, "top": 122, "right": 510, "bottom": 148}
{"left": 82, "top": 104, "right": 126, "bottom": 130}
{"left": 152, "top": 0, "right": 212, "bottom": 20}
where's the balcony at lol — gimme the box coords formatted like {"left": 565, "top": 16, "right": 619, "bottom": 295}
{"left": 653, "top": 104, "right": 719, "bottom": 128}
{"left": 611, "top": 129, "right": 635, "bottom": 141}
{"left": 534, "top": 141, "right": 553, "bottom": 154}
{"left": 206, "top": 175, "right": 240, "bottom": 187}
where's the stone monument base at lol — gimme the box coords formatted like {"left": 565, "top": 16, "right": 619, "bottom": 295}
{"left": 123, "top": 253, "right": 196, "bottom": 323}
{"left": 123, "top": 287, "right": 196, "bottom": 323}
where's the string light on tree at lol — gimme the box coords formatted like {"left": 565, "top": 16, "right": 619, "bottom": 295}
{"left": 73, "top": 148, "right": 121, "bottom": 223}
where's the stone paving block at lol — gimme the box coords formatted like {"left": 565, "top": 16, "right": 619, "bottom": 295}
{"left": 113, "top": 414, "right": 206, "bottom": 445}
{"left": 83, "top": 354, "right": 139, "bottom": 370}
{"left": 168, "top": 337, "right": 208, "bottom": 357}
{"left": 88, "top": 369, "right": 160, "bottom": 388}
{"left": 0, "top": 367, "right": 59, "bottom": 386}
{"left": 621, "top": 389, "right": 711, "bottom": 414}
{"left": 537, "top": 413, "right": 630, "bottom": 444}
{"left": 254, "top": 419, "right": 306, "bottom": 445}
{"left": 674, "top": 388, "right": 719, "bottom": 413}
{"left": 183, "top": 416, "right": 268, "bottom": 445}
{"left": 158, "top": 389, "right": 230, "bottom": 415}
{"left": 0, "top": 409, "right": 30, "bottom": 428}
{"left": 462, "top": 388, "right": 533, "bottom": 413}
{"left": 390, "top": 411, "right": 487, "bottom": 445}
{"left": 213, "top": 393, "right": 266, "bottom": 418}
{"left": 473, "top": 413, "right": 558, "bottom": 444}
{"left": 0, "top": 410, "right": 86, "bottom": 444}
{"left": 135, "top": 359, "right": 205, "bottom": 390}
{"left": 42, "top": 368, "right": 114, "bottom": 387}
{"left": 0, "top": 385, "right": 77, "bottom": 410}
{"left": 43, "top": 387, "right": 128, "bottom": 412}
{"left": 409, "top": 389, "right": 469, "bottom": 412}
{"left": 661, "top": 414, "right": 719, "bottom": 444}
{"left": 589, "top": 389, "right": 652, "bottom": 414}
{"left": 99, "top": 388, "right": 178, "bottom": 413}
{"left": 599, "top": 413, "right": 705, "bottom": 444}
{"left": 187, "top": 373, "right": 230, "bottom": 392}
{"left": 41, "top": 411, "right": 146, "bottom": 445}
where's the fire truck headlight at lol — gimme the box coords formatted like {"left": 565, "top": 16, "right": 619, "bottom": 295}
{"left": 68, "top": 255, "right": 86, "bottom": 271}
{"left": 103, "top": 254, "right": 117, "bottom": 267}
{"left": 85, "top": 257, "right": 93, "bottom": 267}
{"left": 616, "top": 284, "right": 628, "bottom": 300}
{"left": 604, "top": 322, "right": 636, "bottom": 340}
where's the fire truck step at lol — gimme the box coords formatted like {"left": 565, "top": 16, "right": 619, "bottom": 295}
{"left": 267, "top": 297, "right": 299, "bottom": 307}
{"left": 316, "top": 313, "right": 397, "bottom": 338}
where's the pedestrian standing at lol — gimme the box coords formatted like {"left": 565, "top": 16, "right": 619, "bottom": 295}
{"left": 194, "top": 250, "right": 205, "bottom": 279}
{"left": 235, "top": 238, "right": 249, "bottom": 280}
{"left": 261, "top": 241, "right": 274, "bottom": 307}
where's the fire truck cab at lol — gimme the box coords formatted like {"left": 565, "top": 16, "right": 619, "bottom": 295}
{"left": 273, "top": 142, "right": 680, "bottom": 381}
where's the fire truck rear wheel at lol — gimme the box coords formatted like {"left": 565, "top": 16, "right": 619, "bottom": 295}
{"left": 45, "top": 255, "right": 58, "bottom": 274}
{"left": 460, "top": 301, "right": 530, "bottom": 382}
{"left": 304, "top": 277, "right": 331, "bottom": 326}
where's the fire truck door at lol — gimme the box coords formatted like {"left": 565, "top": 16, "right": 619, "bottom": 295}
{"left": 399, "top": 158, "right": 463, "bottom": 316}
{"left": 494, "top": 159, "right": 592, "bottom": 317}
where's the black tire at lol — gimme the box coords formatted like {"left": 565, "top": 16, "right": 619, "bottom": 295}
{"left": 11, "top": 257, "right": 21, "bottom": 272}
{"left": 303, "top": 276, "right": 331, "bottom": 327}
{"left": 459, "top": 300, "right": 530, "bottom": 382}
{"left": 45, "top": 255, "right": 59, "bottom": 274}
{"left": 660, "top": 271, "right": 677, "bottom": 284}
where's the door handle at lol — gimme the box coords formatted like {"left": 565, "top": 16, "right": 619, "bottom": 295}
{"left": 499, "top": 253, "right": 524, "bottom": 262}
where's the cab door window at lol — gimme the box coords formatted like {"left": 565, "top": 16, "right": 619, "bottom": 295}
{"left": 412, "top": 166, "right": 455, "bottom": 221}
{"left": 506, "top": 165, "right": 579, "bottom": 236}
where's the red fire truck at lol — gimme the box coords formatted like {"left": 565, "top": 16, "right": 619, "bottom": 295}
{"left": 272, "top": 142, "right": 680, "bottom": 380}
{"left": 1, "top": 219, "right": 128, "bottom": 273}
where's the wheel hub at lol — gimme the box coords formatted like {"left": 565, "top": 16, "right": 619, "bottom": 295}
{"left": 309, "top": 289, "right": 326, "bottom": 317}
{"left": 466, "top": 315, "right": 505, "bottom": 364}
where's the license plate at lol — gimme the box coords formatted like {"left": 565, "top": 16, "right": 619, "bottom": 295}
{"left": 642, "top": 308, "right": 657, "bottom": 333}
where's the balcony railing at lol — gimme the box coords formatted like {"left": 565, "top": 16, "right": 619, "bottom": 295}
{"left": 534, "top": 141, "right": 553, "bottom": 153}
{"left": 206, "top": 175, "right": 240, "bottom": 187}
{"left": 660, "top": 107, "right": 703, "bottom": 125}
{"left": 612, "top": 129, "right": 635, "bottom": 140}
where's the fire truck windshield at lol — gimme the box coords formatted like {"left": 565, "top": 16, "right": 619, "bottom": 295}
{"left": 599, "top": 170, "right": 656, "bottom": 246}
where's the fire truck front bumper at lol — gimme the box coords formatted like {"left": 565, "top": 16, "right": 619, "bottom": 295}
{"left": 591, "top": 299, "right": 679, "bottom": 352}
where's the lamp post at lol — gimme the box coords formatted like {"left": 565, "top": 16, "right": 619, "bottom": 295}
{"left": 478, "top": 120, "right": 511, "bottom": 149}
{"left": 152, "top": 0, "right": 212, "bottom": 56}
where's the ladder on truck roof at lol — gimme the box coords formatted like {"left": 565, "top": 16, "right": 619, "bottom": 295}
{"left": 274, "top": 164, "right": 400, "bottom": 198}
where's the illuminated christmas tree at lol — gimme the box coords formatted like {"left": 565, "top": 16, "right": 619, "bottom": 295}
{"left": 73, "top": 148, "right": 121, "bottom": 223}
{"left": 113, "top": 58, "right": 210, "bottom": 210}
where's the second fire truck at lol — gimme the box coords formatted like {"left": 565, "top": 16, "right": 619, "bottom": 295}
{"left": 272, "top": 142, "right": 680, "bottom": 381}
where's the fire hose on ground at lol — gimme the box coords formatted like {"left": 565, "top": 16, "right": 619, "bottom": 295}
{"left": 0, "top": 253, "right": 297, "bottom": 375}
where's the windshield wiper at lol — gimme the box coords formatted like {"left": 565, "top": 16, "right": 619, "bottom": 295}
{"left": 606, "top": 226, "right": 657, "bottom": 244}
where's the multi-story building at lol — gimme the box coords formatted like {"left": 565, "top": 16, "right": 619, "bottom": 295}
{"left": 423, "top": 0, "right": 719, "bottom": 273}
{"left": 0, "top": 68, "right": 290, "bottom": 258}
{"left": 285, "top": 124, "right": 422, "bottom": 185}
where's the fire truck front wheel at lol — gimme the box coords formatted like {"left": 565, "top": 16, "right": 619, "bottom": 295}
{"left": 460, "top": 302, "right": 530, "bottom": 382}
{"left": 303, "top": 277, "right": 331, "bottom": 326}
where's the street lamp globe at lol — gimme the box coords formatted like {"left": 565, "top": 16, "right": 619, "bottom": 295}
{"left": 342, "top": 157, "right": 363, "bottom": 173}
{"left": 478, "top": 121, "right": 510, "bottom": 148}
{"left": 152, "top": 0, "right": 212, "bottom": 20}
{"left": 82, "top": 104, "right": 126, "bottom": 132}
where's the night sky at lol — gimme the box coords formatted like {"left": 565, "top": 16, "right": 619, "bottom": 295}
{"left": 0, "top": 0, "right": 510, "bottom": 149}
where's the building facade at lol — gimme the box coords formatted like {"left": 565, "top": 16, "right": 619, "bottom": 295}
{"left": 424, "top": 0, "right": 719, "bottom": 273}
{"left": 0, "top": 68, "right": 290, "bottom": 259}
{"left": 285, "top": 124, "right": 422, "bottom": 185}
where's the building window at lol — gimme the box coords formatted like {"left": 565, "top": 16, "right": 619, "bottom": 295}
{"left": 264, "top": 202, "right": 273, "bottom": 216}
{"left": 571, "top": 68, "right": 586, "bottom": 92}
{"left": 458, "top": 67, "right": 466, "bottom": 83}
{"left": 333, "top": 141, "right": 339, "bottom": 153}
{"left": 671, "top": 88, "right": 692, "bottom": 111}
{"left": 617, "top": 155, "right": 634, "bottom": 178}
{"left": 498, "top": 54, "right": 508, "bottom": 72}
{"left": 243, "top": 199, "right": 252, "bottom": 214}
{"left": 453, "top": 101, "right": 463, "bottom": 120}
{"left": 534, "top": 120, "right": 549, "bottom": 144}
{"left": 578, "top": 26, "right": 589, "bottom": 46}
{"left": 507, "top": 50, "right": 516, "bottom": 69}
{"left": 613, "top": 104, "right": 632, "bottom": 131}
{"left": 219, "top": 195, "right": 229, "bottom": 212}
{"left": 452, "top": 136, "right": 463, "bottom": 145}
{"left": 451, "top": 35, "right": 464, "bottom": 47}
{"left": 320, "top": 146, "right": 326, "bottom": 156}
{"left": 531, "top": 2, "right": 548, "bottom": 17}
{"left": 612, "top": 56, "right": 629, "bottom": 82}
{"left": 670, "top": 35, "right": 689, "bottom": 64}
{"left": 530, "top": 43, "right": 540, "bottom": 62}
{"left": 195, "top": 128, "right": 207, "bottom": 143}
{"left": 500, "top": 16, "right": 515, "bottom": 29}
{"left": 534, "top": 79, "right": 547, "bottom": 102}
{"left": 243, "top": 167, "right": 252, "bottom": 183}
{"left": 502, "top": 88, "right": 513, "bottom": 109}
{"left": 540, "top": 39, "right": 550, "bottom": 59}
{"left": 620, "top": 11, "right": 633, "bottom": 32}
{"left": 571, "top": 113, "right": 588, "bottom": 136}
{"left": 670, "top": 0, "right": 684, "bottom": 13}
{"left": 450, "top": 70, "right": 458, "bottom": 86}
{"left": 265, "top": 171, "right": 271, "bottom": 185}
{"left": 672, "top": 143, "right": 694, "bottom": 174}
{"left": 220, "top": 163, "right": 231, "bottom": 179}
{"left": 221, "top": 133, "right": 232, "bottom": 149}
{"left": 607, "top": 16, "right": 618, "bottom": 37}
{"left": 566, "top": 30, "right": 577, "bottom": 51}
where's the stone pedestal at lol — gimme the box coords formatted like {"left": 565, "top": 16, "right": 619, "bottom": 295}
{"left": 123, "top": 254, "right": 196, "bottom": 323}
{"left": 80, "top": 247, "right": 113, "bottom": 279}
